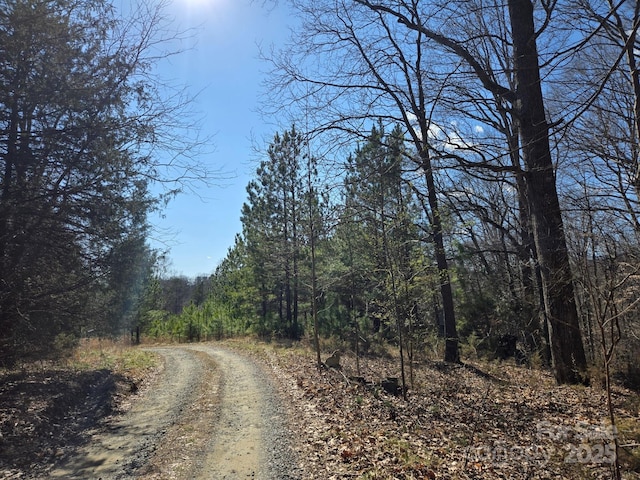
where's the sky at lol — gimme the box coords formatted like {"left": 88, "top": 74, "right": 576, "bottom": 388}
{"left": 147, "top": 0, "right": 293, "bottom": 278}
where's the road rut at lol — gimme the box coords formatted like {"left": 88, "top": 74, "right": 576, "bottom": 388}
{"left": 49, "top": 344, "right": 300, "bottom": 479}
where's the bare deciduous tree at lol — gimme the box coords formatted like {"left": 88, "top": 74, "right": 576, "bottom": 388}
{"left": 264, "top": 0, "right": 462, "bottom": 361}
{"left": 266, "top": 0, "right": 592, "bottom": 382}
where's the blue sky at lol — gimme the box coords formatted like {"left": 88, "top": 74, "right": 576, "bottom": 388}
{"left": 148, "top": 0, "right": 292, "bottom": 278}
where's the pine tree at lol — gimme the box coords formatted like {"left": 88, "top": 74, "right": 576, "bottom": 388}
{"left": 241, "top": 127, "right": 307, "bottom": 338}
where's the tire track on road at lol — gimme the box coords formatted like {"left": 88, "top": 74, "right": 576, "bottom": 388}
{"left": 48, "top": 344, "right": 301, "bottom": 479}
{"left": 50, "top": 347, "right": 205, "bottom": 479}
{"left": 187, "top": 345, "right": 267, "bottom": 479}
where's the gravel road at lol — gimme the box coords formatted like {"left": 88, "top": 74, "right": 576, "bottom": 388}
{"left": 48, "top": 344, "right": 302, "bottom": 479}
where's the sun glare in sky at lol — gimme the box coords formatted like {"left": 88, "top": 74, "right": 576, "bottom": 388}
{"left": 176, "top": 0, "right": 229, "bottom": 15}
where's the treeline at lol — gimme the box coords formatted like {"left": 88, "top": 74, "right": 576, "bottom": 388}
{"left": 150, "top": 121, "right": 639, "bottom": 390}
{"left": 0, "top": 0, "right": 206, "bottom": 365}
{"left": 136, "top": 275, "right": 238, "bottom": 343}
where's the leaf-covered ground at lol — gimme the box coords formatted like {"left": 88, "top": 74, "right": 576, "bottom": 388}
{"left": 1, "top": 339, "right": 639, "bottom": 479}
{"left": 243, "top": 340, "right": 640, "bottom": 480}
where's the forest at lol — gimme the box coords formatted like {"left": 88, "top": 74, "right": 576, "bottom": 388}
{"left": 1, "top": 0, "right": 639, "bottom": 393}
{"left": 143, "top": 0, "right": 640, "bottom": 392}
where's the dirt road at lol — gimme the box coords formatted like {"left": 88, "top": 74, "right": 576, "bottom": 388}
{"left": 49, "top": 344, "right": 301, "bottom": 479}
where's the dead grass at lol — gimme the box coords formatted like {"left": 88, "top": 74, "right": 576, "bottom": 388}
{"left": 233, "top": 337, "right": 640, "bottom": 480}
{"left": 70, "top": 337, "right": 158, "bottom": 373}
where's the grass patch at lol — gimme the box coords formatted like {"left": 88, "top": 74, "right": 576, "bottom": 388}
{"left": 70, "top": 338, "right": 159, "bottom": 376}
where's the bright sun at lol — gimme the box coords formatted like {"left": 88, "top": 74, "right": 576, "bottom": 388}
{"left": 179, "top": 0, "right": 225, "bottom": 10}
{"left": 168, "top": 0, "right": 232, "bottom": 25}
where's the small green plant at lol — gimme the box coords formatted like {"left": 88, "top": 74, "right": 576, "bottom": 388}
{"left": 423, "top": 332, "right": 444, "bottom": 360}
{"left": 528, "top": 349, "right": 544, "bottom": 370}
{"left": 460, "top": 332, "right": 481, "bottom": 360}
{"left": 53, "top": 333, "right": 78, "bottom": 361}
{"left": 381, "top": 435, "right": 434, "bottom": 472}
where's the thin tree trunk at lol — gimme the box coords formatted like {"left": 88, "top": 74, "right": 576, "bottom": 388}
{"left": 0, "top": 105, "right": 18, "bottom": 341}
{"left": 419, "top": 148, "right": 459, "bottom": 363}
{"left": 310, "top": 213, "right": 321, "bottom": 368}
{"left": 608, "top": 0, "right": 640, "bottom": 200}
{"left": 291, "top": 180, "right": 300, "bottom": 339}
{"left": 381, "top": 207, "right": 407, "bottom": 400}
{"left": 516, "top": 167, "right": 551, "bottom": 363}
{"left": 308, "top": 161, "right": 321, "bottom": 368}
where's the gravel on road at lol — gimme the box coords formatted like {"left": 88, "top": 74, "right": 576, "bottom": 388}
{"left": 48, "top": 344, "right": 302, "bottom": 480}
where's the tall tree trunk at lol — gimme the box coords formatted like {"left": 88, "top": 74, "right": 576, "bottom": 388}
{"left": 290, "top": 173, "right": 300, "bottom": 339}
{"left": 508, "top": 0, "right": 587, "bottom": 384}
{"left": 0, "top": 104, "right": 18, "bottom": 343}
{"left": 608, "top": 0, "right": 640, "bottom": 199}
{"left": 307, "top": 156, "right": 321, "bottom": 368}
{"left": 420, "top": 148, "right": 459, "bottom": 363}
{"left": 283, "top": 183, "right": 293, "bottom": 336}
{"left": 381, "top": 200, "right": 408, "bottom": 399}
{"left": 516, "top": 163, "right": 551, "bottom": 363}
